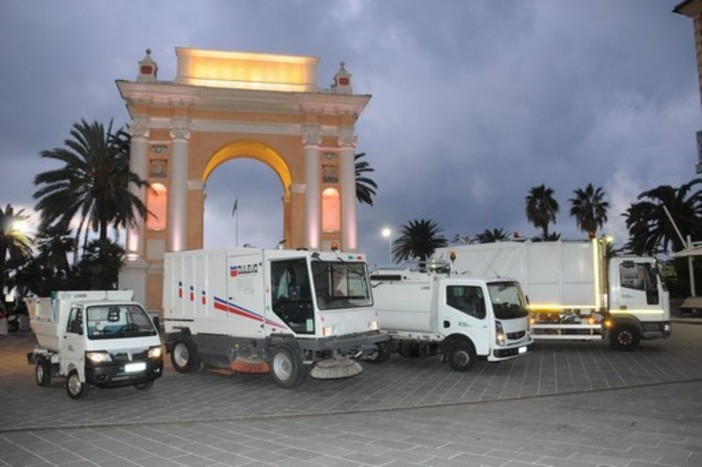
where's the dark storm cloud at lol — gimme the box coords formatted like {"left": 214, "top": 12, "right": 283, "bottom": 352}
{"left": 0, "top": 0, "right": 699, "bottom": 265}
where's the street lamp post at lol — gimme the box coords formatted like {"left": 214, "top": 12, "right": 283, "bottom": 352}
{"left": 382, "top": 228, "right": 392, "bottom": 264}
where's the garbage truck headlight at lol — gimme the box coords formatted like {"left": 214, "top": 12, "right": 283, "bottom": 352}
{"left": 86, "top": 351, "right": 112, "bottom": 363}
{"left": 322, "top": 325, "right": 335, "bottom": 337}
{"left": 368, "top": 318, "right": 380, "bottom": 331}
{"left": 495, "top": 321, "right": 506, "bottom": 346}
{"left": 148, "top": 345, "right": 163, "bottom": 359}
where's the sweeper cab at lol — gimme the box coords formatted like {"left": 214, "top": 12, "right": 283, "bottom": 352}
{"left": 162, "top": 247, "right": 389, "bottom": 388}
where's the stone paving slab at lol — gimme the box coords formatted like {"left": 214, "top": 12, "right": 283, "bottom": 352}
{"left": 1, "top": 322, "right": 701, "bottom": 466}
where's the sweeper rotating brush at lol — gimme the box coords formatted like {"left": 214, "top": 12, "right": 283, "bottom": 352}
{"left": 310, "top": 357, "right": 363, "bottom": 379}
{"left": 230, "top": 356, "right": 270, "bottom": 374}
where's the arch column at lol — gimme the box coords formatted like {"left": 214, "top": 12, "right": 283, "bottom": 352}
{"left": 169, "top": 118, "right": 191, "bottom": 252}
{"left": 339, "top": 127, "right": 357, "bottom": 251}
{"left": 303, "top": 124, "right": 322, "bottom": 249}
{"left": 126, "top": 116, "right": 149, "bottom": 259}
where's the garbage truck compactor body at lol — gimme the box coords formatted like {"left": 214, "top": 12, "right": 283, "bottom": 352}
{"left": 26, "top": 291, "right": 164, "bottom": 399}
{"left": 436, "top": 239, "right": 671, "bottom": 350}
{"left": 370, "top": 268, "right": 534, "bottom": 371}
{"left": 162, "top": 248, "right": 388, "bottom": 388}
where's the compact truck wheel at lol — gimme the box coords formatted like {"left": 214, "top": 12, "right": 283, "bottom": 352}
{"left": 134, "top": 381, "right": 154, "bottom": 391}
{"left": 609, "top": 325, "right": 640, "bottom": 351}
{"left": 35, "top": 360, "right": 51, "bottom": 387}
{"left": 171, "top": 338, "right": 201, "bottom": 373}
{"left": 447, "top": 342, "right": 476, "bottom": 371}
{"left": 269, "top": 343, "right": 306, "bottom": 389}
{"left": 66, "top": 369, "right": 90, "bottom": 399}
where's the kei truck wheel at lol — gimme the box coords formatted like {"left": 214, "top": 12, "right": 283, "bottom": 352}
{"left": 170, "top": 338, "right": 201, "bottom": 373}
{"left": 35, "top": 360, "right": 51, "bottom": 387}
{"left": 269, "top": 343, "right": 306, "bottom": 389}
{"left": 609, "top": 325, "right": 640, "bottom": 351}
{"left": 65, "top": 369, "right": 90, "bottom": 399}
{"left": 447, "top": 342, "right": 476, "bottom": 372}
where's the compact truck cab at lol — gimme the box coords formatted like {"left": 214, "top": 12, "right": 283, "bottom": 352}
{"left": 27, "top": 291, "right": 163, "bottom": 399}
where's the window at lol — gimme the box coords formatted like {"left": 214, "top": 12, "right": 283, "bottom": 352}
{"left": 146, "top": 183, "right": 167, "bottom": 231}
{"left": 86, "top": 304, "right": 157, "bottom": 340}
{"left": 67, "top": 308, "right": 83, "bottom": 334}
{"left": 447, "top": 286, "right": 486, "bottom": 319}
{"left": 321, "top": 188, "right": 340, "bottom": 232}
{"left": 620, "top": 261, "right": 660, "bottom": 305}
{"left": 271, "top": 259, "right": 314, "bottom": 334}
{"left": 311, "top": 260, "right": 372, "bottom": 310}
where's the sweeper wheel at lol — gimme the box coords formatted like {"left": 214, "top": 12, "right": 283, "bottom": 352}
{"left": 310, "top": 357, "right": 363, "bottom": 379}
{"left": 269, "top": 343, "right": 307, "bottom": 389}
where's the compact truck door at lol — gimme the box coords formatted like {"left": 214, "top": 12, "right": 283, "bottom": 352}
{"left": 62, "top": 306, "right": 85, "bottom": 372}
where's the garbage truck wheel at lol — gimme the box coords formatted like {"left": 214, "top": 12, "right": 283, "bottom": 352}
{"left": 609, "top": 325, "right": 640, "bottom": 351}
{"left": 134, "top": 381, "right": 154, "bottom": 391}
{"left": 447, "top": 342, "right": 476, "bottom": 372}
{"left": 35, "top": 360, "right": 51, "bottom": 387}
{"left": 171, "top": 338, "right": 201, "bottom": 373}
{"left": 66, "top": 370, "right": 90, "bottom": 399}
{"left": 269, "top": 343, "right": 306, "bottom": 389}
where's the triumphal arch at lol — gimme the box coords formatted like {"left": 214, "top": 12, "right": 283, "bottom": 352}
{"left": 117, "top": 48, "right": 370, "bottom": 311}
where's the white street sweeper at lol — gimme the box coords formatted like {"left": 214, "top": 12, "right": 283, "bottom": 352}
{"left": 162, "top": 247, "right": 389, "bottom": 388}
{"left": 26, "top": 291, "right": 164, "bottom": 399}
{"left": 436, "top": 239, "right": 671, "bottom": 350}
{"left": 369, "top": 266, "right": 534, "bottom": 370}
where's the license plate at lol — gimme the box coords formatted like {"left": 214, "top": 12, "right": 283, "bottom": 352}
{"left": 125, "top": 362, "right": 146, "bottom": 373}
{"left": 518, "top": 346, "right": 527, "bottom": 354}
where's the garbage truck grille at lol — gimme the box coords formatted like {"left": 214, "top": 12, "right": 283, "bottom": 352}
{"left": 507, "top": 331, "right": 526, "bottom": 340}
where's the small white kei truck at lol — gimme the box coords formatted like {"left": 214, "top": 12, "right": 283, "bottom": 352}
{"left": 26, "top": 290, "right": 164, "bottom": 399}
{"left": 162, "top": 248, "right": 388, "bottom": 388}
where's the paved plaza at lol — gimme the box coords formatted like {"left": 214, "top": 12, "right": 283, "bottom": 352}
{"left": 1, "top": 319, "right": 701, "bottom": 466}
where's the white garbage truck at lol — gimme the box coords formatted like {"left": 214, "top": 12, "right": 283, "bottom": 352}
{"left": 436, "top": 239, "right": 671, "bottom": 350}
{"left": 26, "top": 290, "right": 164, "bottom": 399}
{"left": 162, "top": 248, "right": 388, "bottom": 388}
{"left": 369, "top": 267, "right": 534, "bottom": 371}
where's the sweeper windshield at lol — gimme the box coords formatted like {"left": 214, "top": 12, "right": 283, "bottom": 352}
{"left": 311, "top": 260, "right": 373, "bottom": 310}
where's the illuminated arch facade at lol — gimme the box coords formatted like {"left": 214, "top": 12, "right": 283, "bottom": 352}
{"left": 117, "top": 48, "right": 370, "bottom": 311}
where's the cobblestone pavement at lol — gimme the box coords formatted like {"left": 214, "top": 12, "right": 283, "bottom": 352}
{"left": 1, "top": 321, "right": 701, "bottom": 466}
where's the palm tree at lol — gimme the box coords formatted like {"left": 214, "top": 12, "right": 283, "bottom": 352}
{"left": 525, "top": 184, "right": 559, "bottom": 238}
{"left": 33, "top": 120, "right": 149, "bottom": 265}
{"left": 355, "top": 152, "right": 378, "bottom": 206}
{"left": 392, "top": 218, "right": 447, "bottom": 263}
{"left": 0, "top": 204, "right": 34, "bottom": 296}
{"left": 569, "top": 183, "right": 610, "bottom": 239}
{"left": 623, "top": 179, "right": 702, "bottom": 256}
{"left": 475, "top": 228, "right": 510, "bottom": 244}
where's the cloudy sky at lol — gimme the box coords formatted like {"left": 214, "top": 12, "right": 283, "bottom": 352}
{"left": 1, "top": 0, "right": 700, "bottom": 267}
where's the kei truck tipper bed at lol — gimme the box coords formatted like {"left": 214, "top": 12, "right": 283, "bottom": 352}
{"left": 370, "top": 267, "right": 534, "bottom": 371}
{"left": 436, "top": 239, "right": 671, "bottom": 350}
{"left": 26, "top": 291, "right": 164, "bottom": 399}
{"left": 162, "top": 248, "right": 388, "bottom": 388}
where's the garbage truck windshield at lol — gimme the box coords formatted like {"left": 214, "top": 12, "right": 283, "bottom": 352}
{"left": 487, "top": 281, "right": 529, "bottom": 320}
{"left": 311, "top": 261, "right": 373, "bottom": 310}
{"left": 86, "top": 304, "right": 158, "bottom": 340}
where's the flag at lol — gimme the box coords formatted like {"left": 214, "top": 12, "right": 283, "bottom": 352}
{"left": 232, "top": 197, "right": 238, "bottom": 217}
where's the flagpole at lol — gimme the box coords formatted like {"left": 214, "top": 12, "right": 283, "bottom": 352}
{"left": 232, "top": 197, "right": 239, "bottom": 247}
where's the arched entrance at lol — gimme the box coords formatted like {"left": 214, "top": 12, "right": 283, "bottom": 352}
{"left": 116, "top": 48, "right": 370, "bottom": 313}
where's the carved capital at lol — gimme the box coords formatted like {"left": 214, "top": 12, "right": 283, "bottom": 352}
{"left": 128, "top": 117, "right": 150, "bottom": 139}
{"left": 170, "top": 118, "right": 191, "bottom": 141}
{"left": 302, "top": 124, "right": 322, "bottom": 146}
{"left": 337, "top": 127, "right": 357, "bottom": 148}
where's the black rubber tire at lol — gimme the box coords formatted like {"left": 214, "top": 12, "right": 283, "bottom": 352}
{"left": 134, "top": 381, "right": 154, "bottom": 391}
{"left": 609, "top": 325, "right": 641, "bottom": 351}
{"left": 65, "top": 369, "right": 90, "bottom": 399}
{"left": 447, "top": 341, "right": 476, "bottom": 372}
{"left": 269, "top": 343, "right": 306, "bottom": 389}
{"left": 365, "top": 343, "right": 392, "bottom": 364}
{"left": 170, "top": 338, "right": 201, "bottom": 373}
{"left": 35, "top": 360, "right": 51, "bottom": 387}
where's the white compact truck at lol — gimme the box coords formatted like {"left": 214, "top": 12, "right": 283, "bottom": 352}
{"left": 162, "top": 248, "right": 389, "bottom": 388}
{"left": 26, "top": 291, "right": 164, "bottom": 399}
{"left": 370, "top": 267, "right": 534, "bottom": 371}
{"left": 436, "top": 239, "right": 671, "bottom": 350}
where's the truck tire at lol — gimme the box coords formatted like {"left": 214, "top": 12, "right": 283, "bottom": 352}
{"left": 35, "top": 360, "right": 51, "bottom": 387}
{"left": 171, "top": 338, "right": 201, "bottom": 373}
{"left": 134, "top": 381, "right": 154, "bottom": 391}
{"left": 66, "top": 369, "right": 90, "bottom": 399}
{"left": 609, "top": 325, "right": 640, "bottom": 351}
{"left": 269, "top": 343, "right": 306, "bottom": 389}
{"left": 447, "top": 342, "right": 476, "bottom": 372}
